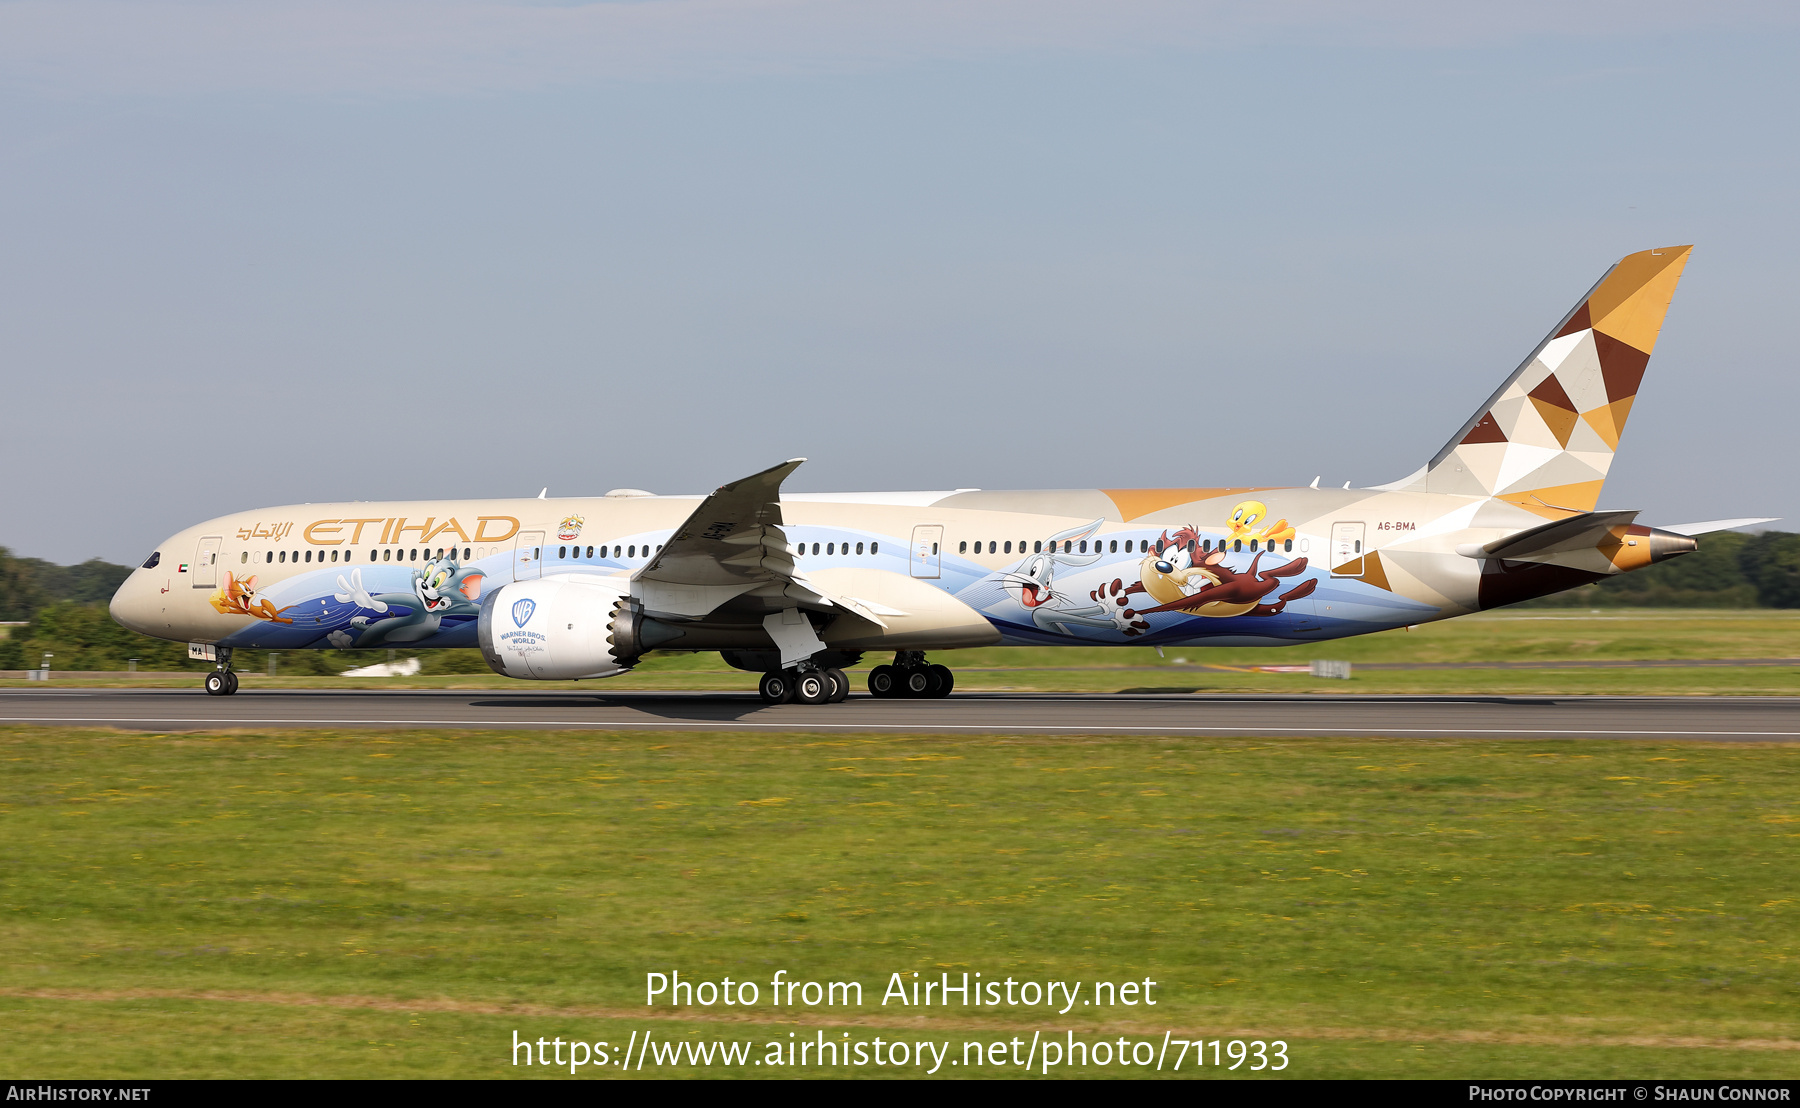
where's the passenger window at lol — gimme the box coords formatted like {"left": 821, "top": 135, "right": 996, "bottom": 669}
{"left": 1355, "top": 540, "right": 1362, "bottom": 553}
{"left": 370, "top": 550, "right": 378, "bottom": 561}
{"left": 811, "top": 543, "right": 820, "bottom": 556}
{"left": 1003, "top": 541, "right": 1011, "bottom": 554}
{"left": 870, "top": 542, "right": 878, "bottom": 554}
{"left": 959, "top": 542, "right": 967, "bottom": 554}
{"left": 628, "top": 545, "right": 636, "bottom": 558}
{"left": 279, "top": 550, "right": 286, "bottom": 563}
{"left": 856, "top": 542, "right": 865, "bottom": 555}
{"left": 1283, "top": 539, "right": 1292, "bottom": 553}
{"left": 330, "top": 550, "right": 338, "bottom": 562}
{"left": 239, "top": 552, "right": 247, "bottom": 564}
{"left": 558, "top": 546, "right": 567, "bottom": 559}
{"left": 1109, "top": 540, "right": 1117, "bottom": 553}
{"left": 932, "top": 543, "right": 938, "bottom": 555}
{"left": 1233, "top": 539, "right": 1242, "bottom": 552}
{"left": 1063, "top": 541, "right": 1072, "bottom": 553}
{"left": 1034, "top": 541, "right": 1042, "bottom": 553}
{"left": 304, "top": 550, "right": 311, "bottom": 563}
{"left": 381, "top": 549, "right": 390, "bottom": 562}
{"left": 586, "top": 546, "right": 593, "bottom": 558}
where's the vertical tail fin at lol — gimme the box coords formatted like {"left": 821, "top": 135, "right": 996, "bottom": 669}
{"left": 1384, "top": 246, "right": 1692, "bottom": 517}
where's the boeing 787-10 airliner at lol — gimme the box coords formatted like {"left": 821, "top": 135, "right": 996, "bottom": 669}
{"left": 109, "top": 247, "right": 1771, "bottom": 703}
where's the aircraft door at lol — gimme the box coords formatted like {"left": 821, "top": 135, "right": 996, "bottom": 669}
{"left": 193, "top": 536, "right": 222, "bottom": 588}
{"left": 513, "top": 531, "right": 546, "bottom": 581}
{"left": 909, "top": 525, "right": 943, "bottom": 579}
{"left": 1330, "top": 522, "right": 1366, "bottom": 577}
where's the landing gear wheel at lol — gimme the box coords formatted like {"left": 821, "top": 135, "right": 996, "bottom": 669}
{"left": 794, "top": 670, "right": 831, "bottom": 705}
{"left": 204, "top": 672, "right": 229, "bottom": 696}
{"left": 224, "top": 671, "right": 240, "bottom": 695}
{"left": 758, "top": 671, "right": 795, "bottom": 704}
{"left": 929, "top": 664, "right": 954, "bottom": 698}
{"left": 825, "top": 668, "right": 850, "bottom": 703}
{"left": 900, "top": 667, "right": 934, "bottom": 698}
{"left": 867, "top": 665, "right": 897, "bottom": 698}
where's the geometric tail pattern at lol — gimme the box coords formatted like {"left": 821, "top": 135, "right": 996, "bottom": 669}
{"left": 1400, "top": 246, "right": 1692, "bottom": 518}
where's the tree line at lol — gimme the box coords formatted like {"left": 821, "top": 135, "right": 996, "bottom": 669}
{"left": 1520, "top": 530, "right": 1800, "bottom": 608}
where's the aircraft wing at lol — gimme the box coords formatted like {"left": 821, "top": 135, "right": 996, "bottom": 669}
{"left": 632, "top": 459, "right": 887, "bottom": 627}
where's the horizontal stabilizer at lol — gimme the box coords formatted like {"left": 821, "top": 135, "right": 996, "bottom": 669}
{"left": 1659, "top": 517, "right": 1779, "bottom": 537}
{"left": 1456, "top": 510, "right": 1639, "bottom": 560}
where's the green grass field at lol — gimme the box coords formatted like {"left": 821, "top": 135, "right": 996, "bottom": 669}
{"left": 10, "top": 609, "right": 1799, "bottom": 696}
{"left": 2, "top": 724, "right": 1797, "bottom": 1078}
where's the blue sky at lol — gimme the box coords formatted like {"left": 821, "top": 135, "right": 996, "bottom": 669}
{"left": 2, "top": 2, "right": 1796, "bottom": 563}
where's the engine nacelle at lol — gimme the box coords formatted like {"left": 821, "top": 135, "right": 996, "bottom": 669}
{"left": 478, "top": 575, "right": 662, "bottom": 681}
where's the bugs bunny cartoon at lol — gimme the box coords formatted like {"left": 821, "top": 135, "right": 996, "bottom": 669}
{"left": 997, "top": 519, "right": 1141, "bottom": 636}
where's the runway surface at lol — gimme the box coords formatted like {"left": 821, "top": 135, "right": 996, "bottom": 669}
{"left": 3, "top": 688, "right": 1799, "bottom": 740}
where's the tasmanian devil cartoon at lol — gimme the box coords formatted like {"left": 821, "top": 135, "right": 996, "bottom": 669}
{"left": 1094, "top": 529, "right": 1317, "bottom": 621}
{"left": 1136, "top": 546, "right": 1317, "bottom": 617}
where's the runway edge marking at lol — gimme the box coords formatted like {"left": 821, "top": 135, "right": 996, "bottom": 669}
{"left": 2, "top": 715, "right": 1799, "bottom": 738}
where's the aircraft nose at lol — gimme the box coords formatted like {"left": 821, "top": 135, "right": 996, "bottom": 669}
{"left": 110, "top": 570, "right": 156, "bottom": 635}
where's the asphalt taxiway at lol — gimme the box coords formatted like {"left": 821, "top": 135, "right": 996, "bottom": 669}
{"left": 1, "top": 688, "right": 1798, "bottom": 741}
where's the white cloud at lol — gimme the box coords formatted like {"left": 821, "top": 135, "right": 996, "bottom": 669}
{"left": 0, "top": 0, "right": 1793, "bottom": 97}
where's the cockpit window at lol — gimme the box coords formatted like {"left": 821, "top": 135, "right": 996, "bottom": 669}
{"left": 141, "top": 552, "right": 160, "bottom": 569}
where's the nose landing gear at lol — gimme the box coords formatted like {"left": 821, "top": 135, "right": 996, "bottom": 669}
{"left": 203, "top": 648, "right": 240, "bottom": 696}
{"left": 867, "top": 652, "right": 953, "bottom": 699}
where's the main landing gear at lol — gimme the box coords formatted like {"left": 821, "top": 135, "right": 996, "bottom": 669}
{"left": 758, "top": 667, "right": 852, "bottom": 706}
{"left": 754, "top": 653, "right": 956, "bottom": 704}
{"left": 866, "top": 651, "right": 954, "bottom": 699}
{"left": 203, "top": 647, "right": 240, "bottom": 696}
